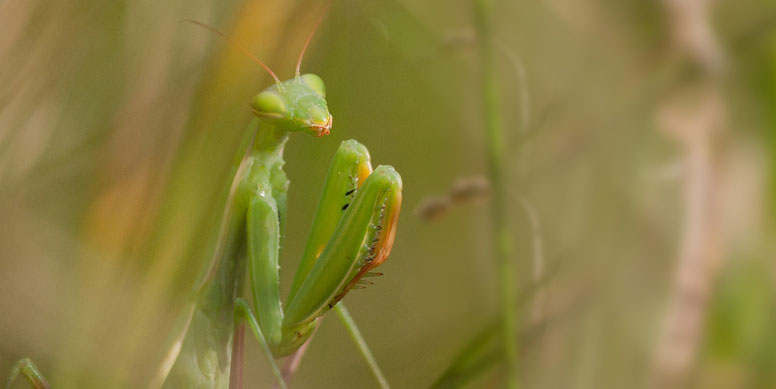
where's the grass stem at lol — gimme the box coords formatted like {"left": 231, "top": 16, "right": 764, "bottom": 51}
{"left": 473, "top": 0, "right": 518, "bottom": 387}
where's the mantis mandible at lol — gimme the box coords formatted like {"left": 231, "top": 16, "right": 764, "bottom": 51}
{"left": 4, "top": 6, "right": 402, "bottom": 389}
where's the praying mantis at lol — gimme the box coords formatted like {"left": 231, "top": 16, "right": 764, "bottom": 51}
{"left": 157, "top": 9, "right": 403, "bottom": 389}
{"left": 5, "top": 6, "right": 402, "bottom": 389}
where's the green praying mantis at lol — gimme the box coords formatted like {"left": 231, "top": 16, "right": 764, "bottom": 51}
{"left": 5, "top": 7, "right": 402, "bottom": 389}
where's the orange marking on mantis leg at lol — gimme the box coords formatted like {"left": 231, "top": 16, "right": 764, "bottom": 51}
{"left": 357, "top": 163, "right": 372, "bottom": 188}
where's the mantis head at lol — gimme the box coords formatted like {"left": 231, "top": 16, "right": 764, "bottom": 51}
{"left": 250, "top": 1, "right": 333, "bottom": 137}
{"left": 188, "top": 2, "right": 333, "bottom": 137}
{"left": 250, "top": 74, "right": 332, "bottom": 137}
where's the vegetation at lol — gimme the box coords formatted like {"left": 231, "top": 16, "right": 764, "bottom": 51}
{"left": 1, "top": 0, "right": 775, "bottom": 388}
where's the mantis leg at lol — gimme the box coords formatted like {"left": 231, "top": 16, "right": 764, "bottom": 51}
{"left": 334, "top": 304, "right": 391, "bottom": 389}
{"left": 276, "top": 141, "right": 400, "bottom": 386}
{"left": 287, "top": 140, "right": 373, "bottom": 302}
{"left": 244, "top": 176, "right": 318, "bottom": 357}
{"left": 4, "top": 358, "right": 49, "bottom": 389}
{"left": 278, "top": 140, "right": 371, "bottom": 378}
{"left": 245, "top": 188, "right": 283, "bottom": 354}
{"left": 283, "top": 163, "right": 402, "bottom": 332}
{"left": 233, "top": 298, "right": 286, "bottom": 389}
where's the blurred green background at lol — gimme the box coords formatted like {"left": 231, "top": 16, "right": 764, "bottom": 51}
{"left": 1, "top": 0, "right": 774, "bottom": 388}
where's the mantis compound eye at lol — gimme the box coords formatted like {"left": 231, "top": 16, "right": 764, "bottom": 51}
{"left": 300, "top": 73, "right": 325, "bottom": 97}
{"left": 252, "top": 90, "right": 288, "bottom": 116}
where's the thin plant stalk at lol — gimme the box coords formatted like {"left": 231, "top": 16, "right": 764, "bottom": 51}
{"left": 473, "top": 0, "right": 518, "bottom": 387}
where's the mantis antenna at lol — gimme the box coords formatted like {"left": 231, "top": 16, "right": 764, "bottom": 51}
{"left": 295, "top": 0, "right": 333, "bottom": 78}
{"left": 186, "top": 19, "right": 283, "bottom": 86}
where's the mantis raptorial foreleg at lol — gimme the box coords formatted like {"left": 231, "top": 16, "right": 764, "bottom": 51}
{"left": 229, "top": 140, "right": 398, "bottom": 388}
{"left": 283, "top": 164, "right": 401, "bottom": 330}
{"left": 288, "top": 140, "right": 371, "bottom": 301}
